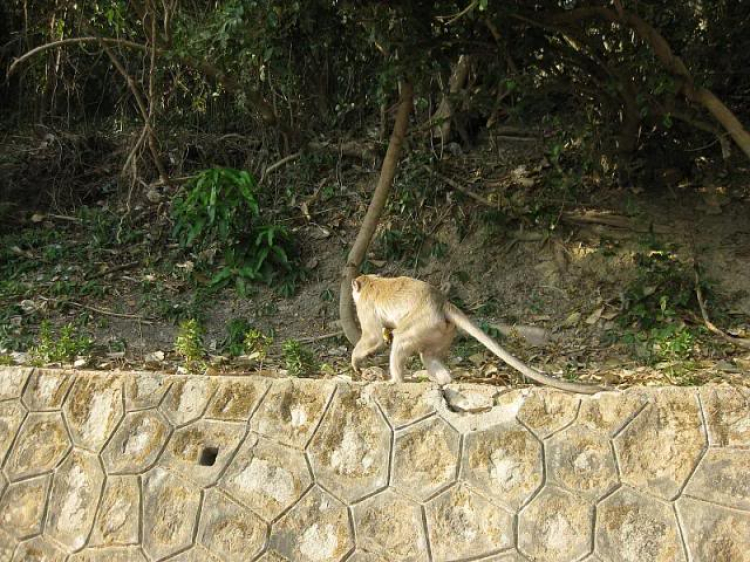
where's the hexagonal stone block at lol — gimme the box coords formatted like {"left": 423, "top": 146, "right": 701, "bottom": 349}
{"left": 677, "top": 496, "right": 749, "bottom": 562}
{"left": 269, "top": 486, "right": 353, "bottom": 562}
{"left": 5, "top": 412, "right": 71, "bottom": 481}
{"left": 0, "top": 528, "right": 14, "bottom": 562}
{"left": 614, "top": 390, "right": 706, "bottom": 500}
{"left": 578, "top": 391, "right": 648, "bottom": 436}
{"left": 516, "top": 390, "right": 579, "bottom": 439}
{"left": 309, "top": 387, "right": 390, "bottom": 503}
{"left": 197, "top": 488, "right": 267, "bottom": 561}
{"left": 21, "top": 369, "right": 74, "bottom": 411}
{"left": 164, "top": 546, "right": 222, "bottom": 561}
{"left": 256, "top": 552, "right": 289, "bottom": 562}
{"left": 699, "top": 386, "right": 750, "bottom": 447}
{"left": 546, "top": 425, "right": 618, "bottom": 500}
{"left": 518, "top": 486, "right": 593, "bottom": 562}
{"left": 12, "top": 536, "right": 66, "bottom": 562}
{"left": 205, "top": 378, "right": 270, "bottom": 421}
{"left": 462, "top": 422, "right": 543, "bottom": 510}
{"left": 102, "top": 410, "right": 170, "bottom": 474}
{"left": 346, "top": 553, "right": 387, "bottom": 562}
{"left": 68, "top": 547, "right": 148, "bottom": 562}
{"left": 684, "top": 448, "right": 750, "bottom": 510}
{"left": 251, "top": 379, "right": 336, "bottom": 449}
{"left": 90, "top": 475, "right": 140, "bottom": 546}
{"left": 125, "top": 372, "right": 171, "bottom": 411}
{"left": 475, "top": 553, "right": 528, "bottom": 561}
{"left": 221, "top": 434, "right": 312, "bottom": 521}
{"left": 46, "top": 449, "right": 105, "bottom": 551}
{"left": 425, "top": 483, "right": 514, "bottom": 561}
{"left": 63, "top": 375, "right": 123, "bottom": 452}
{"left": 596, "top": 487, "right": 685, "bottom": 562}
{"left": 0, "top": 475, "right": 50, "bottom": 539}
{"left": 160, "top": 377, "right": 217, "bottom": 426}
{"left": 392, "top": 417, "right": 460, "bottom": 502}
{"left": 142, "top": 467, "right": 201, "bottom": 560}
{"left": 353, "top": 490, "right": 428, "bottom": 562}
{"left": 0, "top": 401, "right": 25, "bottom": 461}
{"left": 443, "top": 384, "right": 498, "bottom": 414}
{"left": 367, "top": 383, "right": 438, "bottom": 428}
{"left": 0, "top": 367, "right": 32, "bottom": 400}
{"left": 160, "top": 419, "right": 245, "bottom": 487}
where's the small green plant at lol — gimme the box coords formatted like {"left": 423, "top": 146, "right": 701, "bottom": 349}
{"left": 29, "top": 321, "right": 92, "bottom": 365}
{"left": 652, "top": 324, "right": 695, "bottom": 362}
{"left": 619, "top": 248, "right": 697, "bottom": 330}
{"left": 282, "top": 339, "right": 318, "bottom": 377}
{"left": 174, "top": 319, "right": 206, "bottom": 372}
{"left": 222, "top": 318, "right": 253, "bottom": 357}
{"left": 618, "top": 249, "right": 701, "bottom": 369}
{"left": 244, "top": 329, "right": 274, "bottom": 367}
{"left": 171, "top": 167, "right": 300, "bottom": 295}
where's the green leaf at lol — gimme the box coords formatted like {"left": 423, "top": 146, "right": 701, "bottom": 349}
{"left": 211, "top": 267, "right": 234, "bottom": 286}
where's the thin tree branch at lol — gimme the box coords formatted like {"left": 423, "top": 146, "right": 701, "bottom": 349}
{"left": 98, "top": 33, "right": 168, "bottom": 183}
{"left": 549, "top": 6, "right": 750, "bottom": 161}
{"left": 8, "top": 37, "right": 148, "bottom": 76}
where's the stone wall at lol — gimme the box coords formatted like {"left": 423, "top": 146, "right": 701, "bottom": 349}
{"left": 0, "top": 367, "right": 748, "bottom": 562}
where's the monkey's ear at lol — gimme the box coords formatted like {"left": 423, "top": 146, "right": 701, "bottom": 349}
{"left": 352, "top": 278, "right": 362, "bottom": 292}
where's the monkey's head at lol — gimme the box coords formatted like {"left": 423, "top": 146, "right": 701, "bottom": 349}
{"left": 351, "top": 274, "right": 380, "bottom": 304}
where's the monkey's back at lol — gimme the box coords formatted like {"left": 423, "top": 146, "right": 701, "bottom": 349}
{"left": 356, "top": 274, "right": 447, "bottom": 328}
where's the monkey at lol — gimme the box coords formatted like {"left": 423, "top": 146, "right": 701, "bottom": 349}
{"left": 350, "top": 274, "right": 605, "bottom": 394}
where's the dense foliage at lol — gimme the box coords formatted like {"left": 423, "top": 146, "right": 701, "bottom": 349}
{"left": 2, "top": 1, "right": 748, "bottom": 177}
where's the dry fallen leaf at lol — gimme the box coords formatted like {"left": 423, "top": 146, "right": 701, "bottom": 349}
{"left": 563, "top": 312, "right": 581, "bottom": 327}
{"left": 585, "top": 307, "right": 604, "bottom": 325}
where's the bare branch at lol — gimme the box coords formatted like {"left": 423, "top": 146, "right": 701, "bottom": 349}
{"left": 8, "top": 37, "right": 148, "bottom": 76}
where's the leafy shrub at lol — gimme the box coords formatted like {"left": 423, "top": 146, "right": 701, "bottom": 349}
{"left": 171, "top": 167, "right": 301, "bottom": 295}
{"left": 29, "top": 321, "right": 92, "bottom": 365}
{"left": 282, "top": 339, "right": 318, "bottom": 377}
{"left": 222, "top": 318, "right": 253, "bottom": 357}
{"left": 619, "top": 249, "right": 698, "bottom": 330}
{"left": 174, "top": 319, "right": 206, "bottom": 371}
{"left": 617, "top": 248, "right": 703, "bottom": 368}
{"left": 244, "top": 329, "right": 274, "bottom": 367}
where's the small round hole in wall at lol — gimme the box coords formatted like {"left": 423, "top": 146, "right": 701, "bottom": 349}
{"left": 199, "top": 446, "right": 219, "bottom": 466}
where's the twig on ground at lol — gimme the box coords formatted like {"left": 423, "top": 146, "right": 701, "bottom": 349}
{"left": 561, "top": 210, "right": 672, "bottom": 233}
{"left": 694, "top": 270, "right": 750, "bottom": 349}
{"left": 86, "top": 261, "right": 140, "bottom": 281}
{"left": 39, "top": 297, "right": 155, "bottom": 324}
{"left": 424, "top": 165, "right": 496, "bottom": 207}
{"left": 298, "top": 331, "right": 344, "bottom": 344}
{"left": 259, "top": 151, "right": 301, "bottom": 185}
{"left": 45, "top": 213, "right": 82, "bottom": 223}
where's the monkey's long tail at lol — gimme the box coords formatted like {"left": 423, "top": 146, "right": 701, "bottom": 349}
{"left": 444, "top": 304, "right": 606, "bottom": 394}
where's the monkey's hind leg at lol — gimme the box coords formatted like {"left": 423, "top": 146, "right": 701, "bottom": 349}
{"left": 419, "top": 329, "right": 455, "bottom": 385}
{"left": 420, "top": 354, "right": 452, "bottom": 385}
{"left": 388, "top": 335, "right": 420, "bottom": 383}
{"left": 352, "top": 332, "right": 387, "bottom": 373}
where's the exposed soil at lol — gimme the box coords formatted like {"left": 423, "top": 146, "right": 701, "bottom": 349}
{"left": 2, "top": 132, "right": 749, "bottom": 390}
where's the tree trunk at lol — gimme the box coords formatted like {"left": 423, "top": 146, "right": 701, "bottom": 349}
{"left": 431, "top": 55, "right": 470, "bottom": 142}
{"left": 339, "top": 81, "right": 414, "bottom": 344}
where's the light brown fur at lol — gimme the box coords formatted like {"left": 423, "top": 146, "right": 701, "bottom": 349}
{"left": 351, "top": 274, "right": 604, "bottom": 394}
